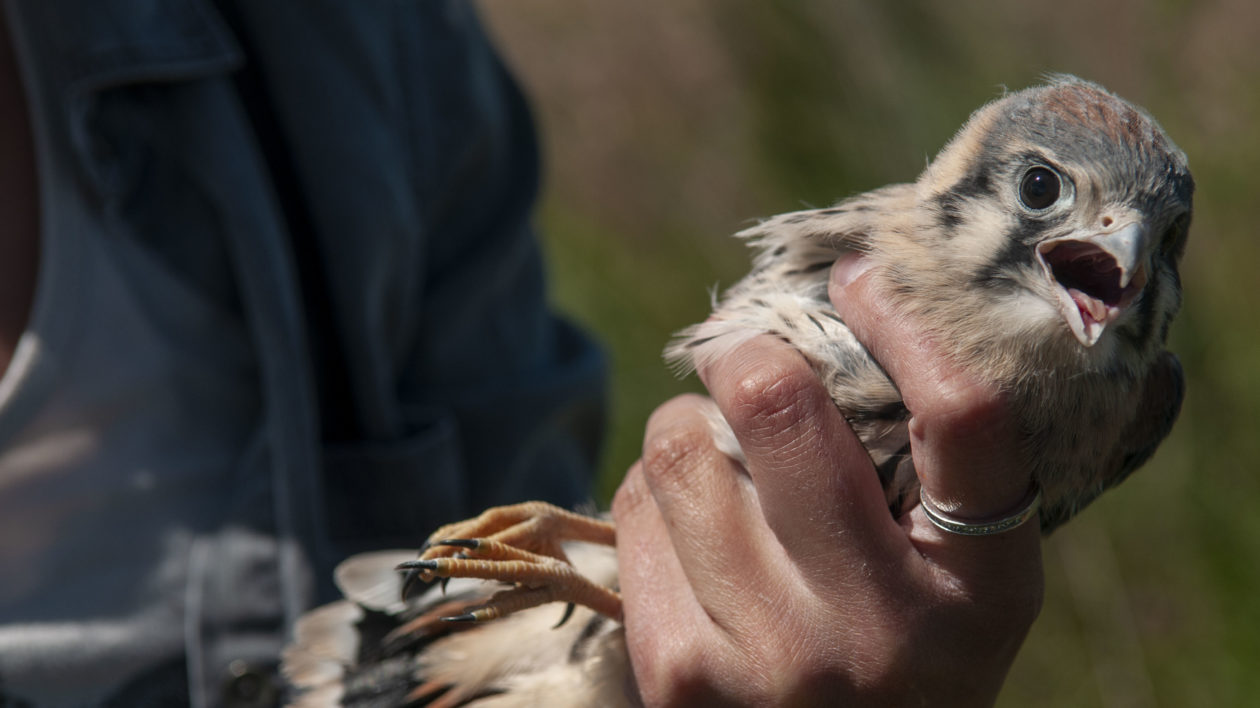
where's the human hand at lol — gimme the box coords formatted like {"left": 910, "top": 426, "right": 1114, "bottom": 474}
{"left": 611, "top": 255, "right": 1044, "bottom": 706}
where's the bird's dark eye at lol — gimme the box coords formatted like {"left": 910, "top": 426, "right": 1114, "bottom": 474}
{"left": 1019, "top": 167, "right": 1061, "bottom": 210}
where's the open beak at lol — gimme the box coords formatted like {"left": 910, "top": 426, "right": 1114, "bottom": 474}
{"left": 1036, "top": 222, "right": 1148, "bottom": 347}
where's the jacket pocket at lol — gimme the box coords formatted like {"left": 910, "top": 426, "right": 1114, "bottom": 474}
{"left": 319, "top": 406, "right": 468, "bottom": 549}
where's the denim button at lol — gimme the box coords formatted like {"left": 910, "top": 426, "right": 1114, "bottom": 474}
{"left": 222, "top": 660, "right": 279, "bottom": 708}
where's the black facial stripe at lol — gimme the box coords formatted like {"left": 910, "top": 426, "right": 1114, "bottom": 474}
{"left": 954, "top": 161, "right": 994, "bottom": 199}
{"left": 972, "top": 213, "right": 1066, "bottom": 290}
{"left": 935, "top": 161, "right": 995, "bottom": 235}
{"left": 991, "top": 229, "right": 1034, "bottom": 271}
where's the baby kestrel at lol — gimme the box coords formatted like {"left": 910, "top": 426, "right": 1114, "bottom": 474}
{"left": 283, "top": 76, "right": 1192, "bottom": 708}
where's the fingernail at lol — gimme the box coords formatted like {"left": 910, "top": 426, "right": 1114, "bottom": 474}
{"left": 831, "top": 253, "right": 872, "bottom": 288}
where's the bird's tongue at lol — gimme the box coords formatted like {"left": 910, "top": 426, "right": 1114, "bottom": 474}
{"left": 1068, "top": 288, "right": 1108, "bottom": 326}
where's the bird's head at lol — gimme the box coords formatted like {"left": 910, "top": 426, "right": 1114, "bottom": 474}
{"left": 907, "top": 76, "right": 1193, "bottom": 377}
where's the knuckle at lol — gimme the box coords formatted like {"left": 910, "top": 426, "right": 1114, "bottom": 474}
{"left": 640, "top": 415, "right": 715, "bottom": 491}
{"left": 627, "top": 632, "right": 714, "bottom": 706}
{"left": 643, "top": 393, "right": 709, "bottom": 439}
{"left": 913, "top": 379, "right": 1014, "bottom": 442}
{"left": 723, "top": 357, "right": 822, "bottom": 441}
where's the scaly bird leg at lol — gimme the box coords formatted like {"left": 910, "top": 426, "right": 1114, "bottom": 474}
{"left": 399, "top": 502, "right": 620, "bottom": 624}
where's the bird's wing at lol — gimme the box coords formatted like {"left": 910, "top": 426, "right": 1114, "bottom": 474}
{"left": 664, "top": 184, "right": 913, "bottom": 378}
{"left": 663, "top": 185, "right": 916, "bottom": 511}
{"left": 1040, "top": 352, "right": 1186, "bottom": 531}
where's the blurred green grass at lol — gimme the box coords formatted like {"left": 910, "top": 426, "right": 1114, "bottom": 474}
{"left": 482, "top": 1, "right": 1260, "bottom": 705}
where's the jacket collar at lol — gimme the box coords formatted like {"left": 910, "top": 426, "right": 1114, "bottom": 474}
{"left": 7, "top": 0, "right": 242, "bottom": 96}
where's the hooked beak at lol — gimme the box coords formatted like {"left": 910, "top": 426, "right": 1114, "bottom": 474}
{"left": 1036, "top": 222, "right": 1148, "bottom": 347}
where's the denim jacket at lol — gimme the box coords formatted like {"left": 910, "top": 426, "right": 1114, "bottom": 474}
{"left": 0, "top": 1, "right": 604, "bottom": 705}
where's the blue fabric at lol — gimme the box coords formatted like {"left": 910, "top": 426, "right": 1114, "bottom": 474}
{"left": 0, "top": 1, "right": 605, "bottom": 705}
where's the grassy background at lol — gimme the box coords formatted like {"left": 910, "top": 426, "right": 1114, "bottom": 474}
{"left": 479, "top": 2, "right": 1260, "bottom": 705}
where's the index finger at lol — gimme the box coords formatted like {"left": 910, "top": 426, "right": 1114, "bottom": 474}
{"left": 695, "top": 333, "right": 905, "bottom": 577}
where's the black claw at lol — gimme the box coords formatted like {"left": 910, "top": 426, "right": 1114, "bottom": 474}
{"left": 442, "top": 613, "right": 478, "bottom": 623}
{"left": 437, "top": 538, "right": 481, "bottom": 549}
{"left": 420, "top": 540, "right": 433, "bottom": 552}
{"left": 395, "top": 559, "right": 439, "bottom": 571}
{"left": 552, "top": 602, "right": 576, "bottom": 629}
{"left": 440, "top": 577, "right": 450, "bottom": 595}
{"left": 400, "top": 569, "right": 423, "bottom": 600}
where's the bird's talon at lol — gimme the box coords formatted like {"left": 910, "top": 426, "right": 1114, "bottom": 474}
{"left": 553, "top": 602, "right": 576, "bottom": 629}
{"left": 437, "top": 538, "right": 482, "bottom": 550}
{"left": 400, "top": 568, "right": 424, "bottom": 600}
{"left": 396, "top": 559, "right": 440, "bottom": 572}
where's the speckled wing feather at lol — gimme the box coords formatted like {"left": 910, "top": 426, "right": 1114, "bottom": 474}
{"left": 283, "top": 544, "right": 632, "bottom": 708}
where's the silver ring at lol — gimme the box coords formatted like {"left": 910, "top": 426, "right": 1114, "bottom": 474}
{"left": 919, "top": 484, "right": 1042, "bottom": 536}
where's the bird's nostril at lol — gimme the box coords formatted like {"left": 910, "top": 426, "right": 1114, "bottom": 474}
{"left": 1101, "top": 215, "right": 1114, "bottom": 228}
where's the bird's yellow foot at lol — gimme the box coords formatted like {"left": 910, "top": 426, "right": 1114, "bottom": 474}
{"left": 398, "top": 501, "right": 621, "bottom": 624}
